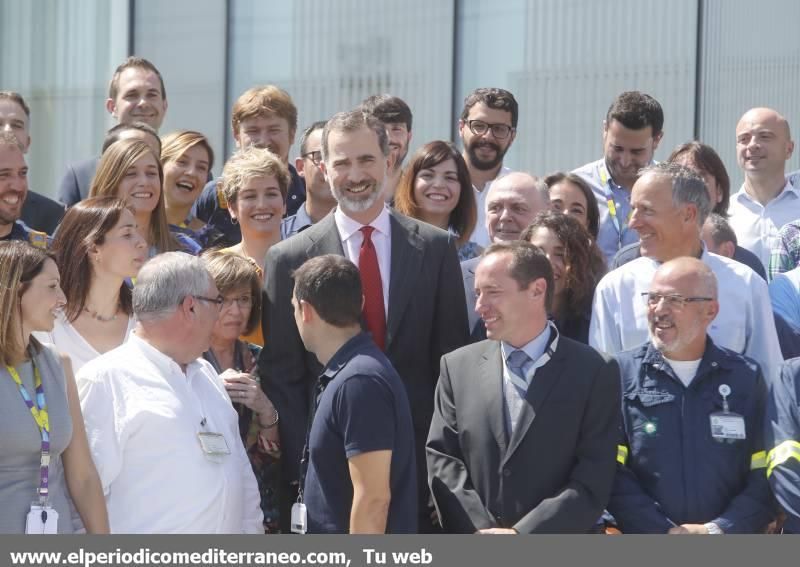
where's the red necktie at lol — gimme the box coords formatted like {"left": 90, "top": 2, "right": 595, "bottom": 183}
{"left": 359, "top": 226, "right": 386, "bottom": 350}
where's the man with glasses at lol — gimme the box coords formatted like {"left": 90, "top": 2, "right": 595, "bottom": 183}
{"left": 77, "top": 252, "right": 264, "bottom": 533}
{"left": 458, "top": 88, "right": 518, "bottom": 248}
{"left": 573, "top": 91, "right": 664, "bottom": 264}
{"left": 589, "top": 162, "right": 782, "bottom": 383}
{"left": 282, "top": 121, "right": 337, "bottom": 239}
{"left": 609, "top": 257, "right": 772, "bottom": 534}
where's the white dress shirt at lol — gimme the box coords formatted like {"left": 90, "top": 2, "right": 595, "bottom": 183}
{"left": 471, "top": 166, "right": 512, "bottom": 248}
{"left": 589, "top": 249, "right": 783, "bottom": 383}
{"left": 76, "top": 333, "right": 263, "bottom": 534}
{"left": 335, "top": 205, "right": 392, "bottom": 318}
{"left": 33, "top": 312, "right": 136, "bottom": 374}
{"left": 728, "top": 181, "right": 800, "bottom": 271}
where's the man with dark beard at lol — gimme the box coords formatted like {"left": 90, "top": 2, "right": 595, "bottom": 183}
{"left": 259, "top": 109, "right": 468, "bottom": 533}
{"left": 458, "top": 88, "right": 518, "bottom": 248}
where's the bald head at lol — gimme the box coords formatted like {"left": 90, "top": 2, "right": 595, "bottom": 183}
{"left": 652, "top": 257, "right": 717, "bottom": 300}
{"left": 736, "top": 107, "right": 794, "bottom": 179}
{"left": 485, "top": 172, "right": 549, "bottom": 242}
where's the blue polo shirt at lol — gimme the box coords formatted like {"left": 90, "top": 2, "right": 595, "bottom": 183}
{"left": 303, "top": 332, "right": 417, "bottom": 533}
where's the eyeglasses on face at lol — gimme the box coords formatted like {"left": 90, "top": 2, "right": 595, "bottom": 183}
{"left": 302, "top": 150, "right": 323, "bottom": 166}
{"left": 467, "top": 119, "right": 514, "bottom": 140}
{"left": 641, "top": 292, "right": 713, "bottom": 310}
{"left": 194, "top": 295, "right": 225, "bottom": 309}
{"left": 221, "top": 295, "right": 253, "bottom": 309}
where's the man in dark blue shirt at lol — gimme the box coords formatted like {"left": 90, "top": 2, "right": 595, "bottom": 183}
{"left": 291, "top": 254, "right": 417, "bottom": 534}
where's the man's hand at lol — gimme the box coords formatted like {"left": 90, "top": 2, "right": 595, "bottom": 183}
{"left": 477, "top": 528, "right": 518, "bottom": 534}
{"left": 668, "top": 524, "right": 709, "bottom": 534}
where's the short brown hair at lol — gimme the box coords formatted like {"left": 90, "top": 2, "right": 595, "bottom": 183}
{"left": 89, "top": 138, "right": 178, "bottom": 254}
{"left": 219, "top": 147, "right": 290, "bottom": 206}
{"left": 394, "top": 140, "right": 476, "bottom": 247}
{"left": 201, "top": 249, "right": 262, "bottom": 335}
{"left": 108, "top": 56, "right": 166, "bottom": 101}
{"left": 667, "top": 141, "right": 731, "bottom": 216}
{"left": 292, "top": 255, "right": 362, "bottom": 328}
{"left": 52, "top": 197, "right": 135, "bottom": 323}
{"left": 460, "top": 88, "right": 519, "bottom": 128}
{"left": 0, "top": 91, "right": 30, "bottom": 118}
{"left": 481, "top": 240, "right": 554, "bottom": 312}
{"left": 231, "top": 85, "right": 298, "bottom": 136}
{"left": 0, "top": 242, "right": 53, "bottom": 365}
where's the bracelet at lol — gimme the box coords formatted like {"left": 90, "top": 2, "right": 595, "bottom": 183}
{"left": 260, "top": 408, "right": 279, "bottom": 429}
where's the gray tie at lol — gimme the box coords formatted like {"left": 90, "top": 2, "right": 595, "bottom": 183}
{"left": 506, "top": 349, "right": 532, "bottom": 395}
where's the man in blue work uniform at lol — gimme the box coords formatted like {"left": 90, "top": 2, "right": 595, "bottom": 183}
{"left": 766, "top": 358, "right": 800, "bottom": 533}
{"left": 0, "top": 131, "right": 49, "bottom": 248}
{"left": 609, "top": 256, "right": 774, "bottom": 534}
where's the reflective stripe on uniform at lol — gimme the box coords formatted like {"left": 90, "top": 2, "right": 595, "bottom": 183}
{"left": 766, "top": 440, "right": 800, "bottom": 477}
{"left": 750, "top": 450, "right": 767, "bottom": 470}
{"left": 616, "top": 445, "right": 628, "bottom": 465}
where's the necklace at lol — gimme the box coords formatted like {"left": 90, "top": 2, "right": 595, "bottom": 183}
{"left": 83, "top": 304, "right": 120, "bottom": 322}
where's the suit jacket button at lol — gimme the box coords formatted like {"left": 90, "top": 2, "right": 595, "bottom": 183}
{"left": 503, "top": 468, "right": 511, "bottom": 477}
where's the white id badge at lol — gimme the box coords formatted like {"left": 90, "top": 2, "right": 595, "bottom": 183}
{"left": 710, "top": 412, "right": 746, "bottom": 441}
{"left": 291, "top": 502, "right": 308, "bottom": 534}
{"left": 197, "top": 432, "right": 231, "bottom": 455}
{"left": 25, "top": 505, "right": 58, "bottom": 534}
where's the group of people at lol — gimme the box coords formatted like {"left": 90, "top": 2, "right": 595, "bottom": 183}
{"left": 2, "top": 54, "right": 800, "bottom": 535}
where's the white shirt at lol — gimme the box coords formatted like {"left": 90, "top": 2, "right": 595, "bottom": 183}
{"left": 589, "top": 249, "right": 783, "bottom": 383}
{"left": 334, "top": 205, "right": 392, "bottom": 317}
{"left": 728, "top": 181, "right": 800, "bottom": 271}
{"left": 76, "top": 333, "right": 263, "bottom": 534}
{"left": 662, "top": 356, "right": 702, "bottom": 388}
{"left": 33, "top": 312, "right": 136, "bottom": 374}
{"left": 471, "top": 166, "right": 512, "bottom": 248}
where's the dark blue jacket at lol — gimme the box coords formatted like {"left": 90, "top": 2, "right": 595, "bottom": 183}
{"left": 609, "top": 339, "right": 773, "bottom": 533}
{"left": 192, "top": 163, "right": 306, "bottom": 248}
{"left": 2, "top": 220, "right": 50, "bottom": 248}
{"left": 765, "top": 357, "right": 800, "bottom": 533}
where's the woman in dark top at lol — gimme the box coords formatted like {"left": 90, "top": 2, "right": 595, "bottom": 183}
{"left": 521, "top": 212, "right": 605, "bottom": 344}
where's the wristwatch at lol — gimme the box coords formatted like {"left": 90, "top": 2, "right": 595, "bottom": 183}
{"left": 704, "top": 522, "right": 724, "bottom": 534}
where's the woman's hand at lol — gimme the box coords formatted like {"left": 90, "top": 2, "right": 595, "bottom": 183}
{"left": 220, "top": 369, "right": 276, "bottom": 421}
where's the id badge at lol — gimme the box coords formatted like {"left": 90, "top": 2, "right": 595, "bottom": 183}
{"left": 197, "top": 432, "right": 231, "bottom": 456}
{"left": 25, "top": 505, "right": 58, "bottom": 534}
{"left": 710, "top": 412, "right": 746, "bottom": 442}
{"left": 291, "top": 502, "right": 308, "bottom": 534}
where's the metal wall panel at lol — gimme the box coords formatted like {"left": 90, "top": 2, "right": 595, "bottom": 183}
{"left": 698, "top": 0, "right": 800, "bottom": 190}
{"left": 457, "top": 0, "right": 698, "bottom": 178}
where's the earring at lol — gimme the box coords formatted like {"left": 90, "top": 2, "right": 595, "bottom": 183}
{"left": 231, "top": 217, "right": 238, "bottom": 225}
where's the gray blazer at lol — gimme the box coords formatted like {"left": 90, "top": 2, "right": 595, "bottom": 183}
{"left": 57, "top": 157, "right": 98, "bottom": 207}
{"left": 427, "top": 337, "right": 621, "bottom": 533}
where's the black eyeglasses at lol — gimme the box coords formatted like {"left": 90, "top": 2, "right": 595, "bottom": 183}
{"left": 467, "top": 119, "right": 514, "bottom": 140}
{"left": 302, "top": 150, "right": 323, "bottom": 166}
{"left": 194, "top": 295, "right": 225, "bottom": 309}
{"left": 641, "top": 292, "right": 714, "bottom": 311}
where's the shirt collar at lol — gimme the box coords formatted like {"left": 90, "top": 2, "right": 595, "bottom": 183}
{"left": 501, "top": 323, "right": 552, "bottom": 364}
{"left": 128, "top": 331, "right": 205, "bottom": 382}
{"left": 320, "top": 332, "right": 375, "bottom": 381}
{"left": 334, "top": 203, "right": 391, "bottom": 242}
{"left": 295, "top": 203, "right": 313, "bottom": 229}
{"left": 474, "top": 166, "right": 512, "bottom": 192}
{"left": 734, "top": 180, "right": 800, "bottom": 205}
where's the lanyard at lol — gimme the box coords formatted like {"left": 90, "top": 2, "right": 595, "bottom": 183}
{"left": 7, "top": 359, "right": 51, "bottom": 506}
{"left": 598, "top": 163, "right": 630, "bottom": 245}
{"left": 297, "top": 374, "right": 333, "bottom": 504}
{"left": 502, "top": 323, "right": 561, "bottom": 389}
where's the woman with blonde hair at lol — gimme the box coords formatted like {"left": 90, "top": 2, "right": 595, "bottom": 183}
{"left": 0, "top": 242, "right": 109, "bottom": 533}
{"left": 161, "top": 130, "right": 222, "bottom": 250}
{"left": 35, "top": 197, "right": 147, "bottom": 374}
{"left": 89, "top": 138, "right": 198, "bottom": 256}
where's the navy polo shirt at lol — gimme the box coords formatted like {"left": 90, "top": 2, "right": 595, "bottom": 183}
{"left": 303, "top": 332, "right": 417, "bottom": 534}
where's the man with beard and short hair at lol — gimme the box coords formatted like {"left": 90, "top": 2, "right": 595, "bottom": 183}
{"left": 259, "top": 109, "right": 468, "bottom": 533}
{"left": 459, "top": 88, "right": 518, "bottom": 248}
{"left": 589, "top": 162, "right": 782, "bottom": 383}
{"left": 361, "top": 94, "right": 413, "bottom": 203}
{"left": 574, "top": 91, "right": 664, "bottom": 264}
{"left": 461, "top": 172, "right": 550, "bottom": 340}
{"left": 281, "top": 121, "right": 337, "bottom": 238}
{"left": 194, "top": 85, "right": 307, "bottom": 247}
{"left": 0, "top": 91, "right": 65, "bottom": 234}
{"left": 58, "top": 56, "right": 168, "bottom": 207}
{"left": 609, "top": 257, "right": 772, "bottom": 534}
{"left": 0, "top": 131, "right": 48, "bottom": 247}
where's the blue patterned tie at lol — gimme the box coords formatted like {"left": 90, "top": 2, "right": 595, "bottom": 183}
{"left": 506, "top": 349, "right": 532, "bottom": 395}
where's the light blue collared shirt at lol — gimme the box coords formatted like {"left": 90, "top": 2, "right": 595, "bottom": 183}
{"left": 500, "top": 324, "right": 552, "bottom": 433}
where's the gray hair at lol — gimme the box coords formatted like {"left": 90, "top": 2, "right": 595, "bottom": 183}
{"left": 133, "top": 252, "right": 214, "bottom": 320}
{"left": 321, "top": 109, "right": 389, "bottom": 163}
{"left": 704, "top": 213, "right": 738, "bottom": 247}
{"left": 639, "top": 162, "right": 711, "bottom": 226}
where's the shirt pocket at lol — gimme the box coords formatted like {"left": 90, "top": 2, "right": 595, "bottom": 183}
{"left": 624, "top": 389, "right": 677, "bottom": 456}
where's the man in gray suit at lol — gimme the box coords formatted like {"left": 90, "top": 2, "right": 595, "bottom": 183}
{"left": 428, "top": 241, "right": 620, "bottom": 533}
{"left": 259, "top": 109, "right": 469, "bottom": 532}
{"left": 462, "top": 172, "right": 549, "bottom": 340}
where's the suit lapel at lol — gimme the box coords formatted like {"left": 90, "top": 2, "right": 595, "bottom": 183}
{"left": 385, "top": 211, "right": 425, "bottom": 349}
{"left": 479, "top": 341, "right": 508, "bottom": 452}
{"left": 503, "top": 348, "right": 566, "bottom": 464}
{"left": 305, "top": 214, "right": 345, "bottom": 257}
